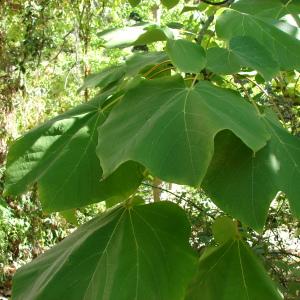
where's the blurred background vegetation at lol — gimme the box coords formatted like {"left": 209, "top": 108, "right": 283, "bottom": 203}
{"left": 0, "top": 0, "right": 299, "bottom": 299}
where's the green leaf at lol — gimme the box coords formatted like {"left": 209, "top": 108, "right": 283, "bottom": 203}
{"left": 181, "top": 4, "right": 207, "bottom": 13}
{"left": 12, "top": 201, "right": 197, "bottom": 300}
{"left": 97, "top": 76, "right": 269, "bottom": 187}
{"left": 4, "top": 92, "right": 143, "bottom": 212}
{"left": 125, "top": 51, "right": 169, "bottom": 77}
{"left": 135, "top": 25, "right": 174, "bottom": 44}
{"left": 206, "top": 46, "right": 240, "bottom": 74}
{"left": 229, "top": 36, "right": 279, "bottom": 81}
{"left": 78, "top": 66, "right": 125, "bottom": 92}
{"left": 212, "top": 216, "right": 239, "bottom": 244}
{"left": 60, "top": 209, "right": 78, "bottom": 225}
{"left": 216, "top": 8, "right": 300, "bottom": 70}
{"left": 161, "top": 0, "right": 179, "bottom": 9}
{"left": 98, "top": 23, "right": 174, "bottom": 48}
{"left": 186, "top": 240, "right": 283, "bottom": 300}
{"left": 232, "top": 0, "right": 300, "bottom": 20}
{"left": 128, "top": 0, "right": 141, "bottom": 7}
{"left": 166, "top": 39, "right": 206, "bottom": 73}
{"left": 166, "top": 22, "right": 184, "bottom": 29}
{"left": 203, "top": 112, "right": 300, "bottom": 230}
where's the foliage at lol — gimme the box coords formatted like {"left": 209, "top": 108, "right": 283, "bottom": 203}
{"left": 1, "top": 0, "right": 300, "bottom": 299}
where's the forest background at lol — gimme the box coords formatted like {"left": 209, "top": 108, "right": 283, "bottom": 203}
{"left": 0, "top": 0, "right": 299, "bottom": 299}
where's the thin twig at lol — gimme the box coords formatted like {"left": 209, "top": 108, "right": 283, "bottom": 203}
{"left": 196, "top": 14, "right": 215, "bottom": 44}
{"left": 243, "top": 76, "right": 286, "bottom": 125}
{"left": 200, "top": 0, "right": 230, "bottom": 5}
{"left": 141, "top": 182, "right": 216, "bottom": 219}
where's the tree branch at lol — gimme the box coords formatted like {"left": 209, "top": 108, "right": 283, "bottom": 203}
{"left": 200, "top": 0, "right": 230, "bottom": 5}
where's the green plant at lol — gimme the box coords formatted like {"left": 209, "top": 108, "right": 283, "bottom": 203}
{"left": 3, "top": 0, "right": 300, "bottom": 299}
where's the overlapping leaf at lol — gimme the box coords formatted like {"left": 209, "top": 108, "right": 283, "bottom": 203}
{"left": 98, "top": 23, "right": 174, "bottom": 48}
{"left": 216, "top": 8, "right": 300, "bottom": 70}
{"left": 166, "top": 39, "right": 206, "bottom": 73}
{"left": 79, "top": 52, "right": 169, "bottom": 94}
{"left": 186, "top": 240, "right": 283, "bottom": 300}
{"left": 206, "top": 47, "right": 240, "bottom": 75}
{"left": 4, "top": 92, "right": 143, "bottom": 212}
{"left": 78, "top": 65, "right": 125, "bottom": 92}
{"left": 203, "top": 112, "right": 300, "bottom": 230}
{"left": 232, "top": 0, "right": 300, "bottom": 20}
{"left": 13, "top": 201, "right": 197, "bottom": 300}
{"left": 97, "top": 76, "right": 269, "bottom": 187}
{"left": 229, "top": 36, "right": 279, "bottom": 81}
{"left": 125, "top": 51, "right": 169, "bottom": 76}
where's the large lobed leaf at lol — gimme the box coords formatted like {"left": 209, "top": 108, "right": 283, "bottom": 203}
{"left": 232, "top": 0, "right": 300, "bottom": 20}
{"left": 186, "top": 240, "right": 283, "bottom": 300}
{"left": 12, "top": 201, "right": 197, "bottom": 300}
{"left": 97, "top": 76, "right": 269, "bottom": 187}
{"left": 229, "top": 36, "right": 279, "bottom": 81}
{"left": 4, "top": 92, "right": 143, "bottom": 212}
{"left": 216, "top": 8, "right": 300, "bottom": 71}
{"left": 203, "top": 112, "right": 300, "bottom": 230}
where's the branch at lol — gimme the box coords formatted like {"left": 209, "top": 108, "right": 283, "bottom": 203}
{"left": 152, "top": 178, "right": 162, "bottom": 202}
{"left": 196, "top": 15, "right": 214, "bottom": 44}
{"left": 141, "top": 182, "right": 216, "bottom": 219}
{"left": 200, "top": 0, "right": 230, "bottom": 5}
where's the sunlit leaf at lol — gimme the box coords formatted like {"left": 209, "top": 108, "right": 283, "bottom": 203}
{"left": 98, "top": 76, "right": 269, "bottom": 187}
{"left": 4, "top": 92, "right": 143, "bottom": 212}
{"left": 232, "top": 0, "right": 300, "bottom": 20}
{"left": 203, "top": 111, "right": 300, "bottom": 230}
{"left": 216, "top": 8, "right": 300, "bottom": 70}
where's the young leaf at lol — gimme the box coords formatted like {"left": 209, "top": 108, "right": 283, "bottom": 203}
{"left": 12, "top": 201, "right": 197, "bottom": 300}
{"left": 4, "top": 92, "right": 143, "bottom": 212}
{"left": 203, "top": 112, "right": 300, "bottom": 230}
{"left": 216, "top": 8, "right": 300, "bottom": 70}
{"left": 186, "top": 240, "right": 283, "bottom": 300}
{"left": 166, "top": 39, "right": 206, "bottom": 73}
{"left": 97, "top": 76, "right": 269, "bottom": 187}
{"left": 206, "top": 46, "right": 240, "bottom": 74}
{"left": 229, "top": 36, "right": 279, "bottom": 81}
